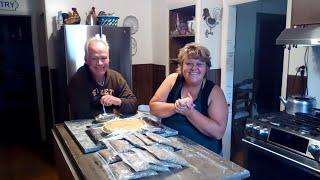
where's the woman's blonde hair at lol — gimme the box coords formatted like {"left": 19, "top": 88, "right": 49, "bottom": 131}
{"left": 177, "top": 43, "right": 211, "bottom": 73}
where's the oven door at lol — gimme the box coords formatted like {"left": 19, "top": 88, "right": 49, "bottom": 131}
{"left": 242, "top": 136, "right": 320, "bottom": 179}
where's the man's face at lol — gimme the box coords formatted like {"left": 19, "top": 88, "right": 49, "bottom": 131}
{"left": 86, "top": 41, "right": 110, "bottom": 79}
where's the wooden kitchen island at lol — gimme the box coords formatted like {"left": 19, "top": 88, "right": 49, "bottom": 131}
{"left": 52, "top": 122, "right": 250, "bottom": 180}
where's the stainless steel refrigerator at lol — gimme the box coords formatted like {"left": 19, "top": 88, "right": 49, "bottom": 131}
{"left": 54, "top": 25, "right": 131, "bottom": 122}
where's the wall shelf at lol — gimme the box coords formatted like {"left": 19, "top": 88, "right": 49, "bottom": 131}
{"left": 169, "top": 58, "right": 178, "bottom": 62}
{"left": 170, "top": 34, "right": 195, "bottom": 38}
{"left": 169, "top": 5, "right": 195, "bottom": 74}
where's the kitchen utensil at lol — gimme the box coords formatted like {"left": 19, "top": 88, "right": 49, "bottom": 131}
{"left": 97, "top": 15, "right": 119, "bottom": 26}
{"left": 279, "top": 95, "right": 316, "bottom": 115}
{"left": 187, "top": 20, "right": 195, "bottom": 33}
{"left": 102, "top": 104, "right": 107, "bottom": 116}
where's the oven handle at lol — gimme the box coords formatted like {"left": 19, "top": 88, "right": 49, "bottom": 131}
{"left": 242, "top": 137, "right": 320, "bottom": 174}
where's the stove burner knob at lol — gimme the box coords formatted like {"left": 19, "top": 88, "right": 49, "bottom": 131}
{"left": 308, "top": 144, "right": 320, "bottom": 161}
{"left": 253, "top": 125, "right": 261, "bottom": 131}
{"left": 252, "top": 125, "right": 261, "bottom": 137}
{"left": 259, "top": 128, "right": 269, "bottom": 139}
{"left": 245, "top": 123, "right": 254, "bottom": 129}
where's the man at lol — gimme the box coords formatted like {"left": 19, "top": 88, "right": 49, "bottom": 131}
{"left": 68, "top": 36, "right": 137, "bottom": 119}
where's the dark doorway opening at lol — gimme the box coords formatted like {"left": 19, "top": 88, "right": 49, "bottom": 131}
{"left": 0, "top": 15, "right": 41, "bottom": 145}
{"left": 254, "top": 13, "right": 286, "bottom": 113}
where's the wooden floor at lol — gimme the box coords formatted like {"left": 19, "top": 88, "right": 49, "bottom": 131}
{"left": 231, "top": 118, "right": 247, "bottom": 168}
{"left": 0, "top": 144, "right": 59, "bottom": 180}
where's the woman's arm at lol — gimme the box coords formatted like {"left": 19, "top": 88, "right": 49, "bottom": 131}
{"left": 182, "top": 86, "right": 228, "bottom": 139}
{"left": 149, "top": 73, "right": 178, "bottom": 118}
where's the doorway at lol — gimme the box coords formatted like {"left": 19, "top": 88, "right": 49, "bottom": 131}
{"left": 254, "top": 13, "right": 286, "bottom": 113}
{"left": 0, "top": 15, "right": 41, "bottom": 145}
{"left": 229, "top": 0, "right": 287, "bottom": 165}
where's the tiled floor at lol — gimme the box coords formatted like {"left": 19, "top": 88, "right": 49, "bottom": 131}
{"left": 0, "top": 144, "right": 59, "bottom": 180}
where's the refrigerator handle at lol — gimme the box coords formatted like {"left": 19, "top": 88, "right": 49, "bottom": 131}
{"left": 100, "top": 25, "right": 102, "bottom": 38}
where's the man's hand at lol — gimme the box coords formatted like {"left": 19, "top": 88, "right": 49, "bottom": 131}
{"left": 100, "top": 94, "right": 122, "bottom": 106}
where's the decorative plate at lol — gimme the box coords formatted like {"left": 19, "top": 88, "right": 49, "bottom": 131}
{"left": 131, "top": 37, "right": 137, "bottom": 56}
{"left": 123, "top": 15, "right": 139, "bottom": 34}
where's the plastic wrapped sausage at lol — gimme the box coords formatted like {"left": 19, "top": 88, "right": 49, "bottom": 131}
{"left": 143, "top": 145, "right": 189, "bottom": 167}
{"left": 145, "top": 132, "right": 183, "bottom": 150}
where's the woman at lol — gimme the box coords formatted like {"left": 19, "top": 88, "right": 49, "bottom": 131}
{"left": 149, "top": 43, "right": 228, "bottom": 154}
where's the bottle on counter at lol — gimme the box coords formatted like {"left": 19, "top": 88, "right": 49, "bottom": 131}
{"left": 56, "top": 11, "right": 63, "bottom": 30}
{"left": 176, "top": 13, "right": 181, "bottom": 32}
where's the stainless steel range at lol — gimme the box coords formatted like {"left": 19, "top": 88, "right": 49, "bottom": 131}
{"left": 242, "top": 112, "right": 320, "bottom": 178}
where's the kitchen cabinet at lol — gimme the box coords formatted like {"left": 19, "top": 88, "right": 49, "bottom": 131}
{"left": 169, "top": 5, "right": 195, "bottom": 73}
{"left": 291, "top": 0, "right": 320, "bottom": 26}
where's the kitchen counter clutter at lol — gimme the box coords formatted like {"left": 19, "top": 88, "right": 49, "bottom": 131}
{"left": 52, "top": 113, "right": 250, "bottom": 179}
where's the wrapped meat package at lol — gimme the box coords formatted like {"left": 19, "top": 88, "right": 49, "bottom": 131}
{"left": 123, "top": 134, "right": 145, "bottom": 148}
{"left": 98, "top": 148, "right": 121, "bottom": 164}
{"left": 143, "top": 145, "right": 189, "bottom": 167}
{"left": 134, "top": 133, "right": 155, "bottom": 146}
{"left": 145, "top": 132, "right": 183, "bottom": 150}
{"left": 119, "top": 151, "right": 169, "bottom": 172}
{"left": 131, "top": 148, "right": 180, "bottom": 169}
{"left": 108, "top": 139, "right": 133, "bottom": 153}
{"left": 109, "top": 161, "right": 158, "bottom": 180}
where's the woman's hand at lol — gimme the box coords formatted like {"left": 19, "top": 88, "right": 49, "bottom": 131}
{"left": 100, "top": 94, "right": 121, "bottom": 106}
{"left": 175, "top": 93, "right": 195, "bottom": 116}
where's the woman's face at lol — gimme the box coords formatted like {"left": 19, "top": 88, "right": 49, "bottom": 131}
{"left": 86, "top": 41, "right": 110, "bottom": 79}
{"left": 182, "top": 58, "right": 207, "bottom": 85}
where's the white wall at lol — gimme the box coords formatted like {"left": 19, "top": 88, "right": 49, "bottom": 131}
{"left": 234, "top": 0, "right": 287, "bottom": 84}
{"left": 196, "top": 0, "right": 223, "bottom": 69}
{"left": 43, "top": 0, "right": 224, "bottom": 71}
{"left": 283, "top": 46, "right": 320, "bottom": 109}
{"left": 44, "top": 0, "right": 153, "bottom": 67}
{"left": 165, "top": 0, "right": 222, "bottom": 69}
{"left": 151, "top": 0, "right": 168, "bottom": 66}
{"left": 308, "top": 47, "right": 320, "bottom": 108}
{"left": 281, "top": 0, "right": 320, "bottom": 109}
{"left": 165, "top": 0, "right": 196, "bottom": 9}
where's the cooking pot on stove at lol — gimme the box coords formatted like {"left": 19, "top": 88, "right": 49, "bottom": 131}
{"left": 280, "top": 95, "right": 316, "bottom": 115}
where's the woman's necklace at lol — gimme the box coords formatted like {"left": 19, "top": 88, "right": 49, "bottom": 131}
{"left": 182, "top": 79, "right": 205, "bottom": 99}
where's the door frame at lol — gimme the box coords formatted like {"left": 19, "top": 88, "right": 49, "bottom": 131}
{"left": 0, "top": 12, "right": 46, "bottom": 141}
{"left": 220, "top": 0, "right": 258, "bottom": 160}
{"left": 221, "top": 0, "right": 289, "bottom": 159}
{"left": 253, "top": 13, "right": 285, "bottom": 112}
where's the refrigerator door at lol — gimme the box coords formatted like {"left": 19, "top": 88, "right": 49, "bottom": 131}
{"left": 102, "top": 26, "right": 132, "bottom": 87}
{"left": 64, "top": 25, "right": 100, "bottom": 82}
{"left": 63, "top": 25, "right": 132, "bottom": 87}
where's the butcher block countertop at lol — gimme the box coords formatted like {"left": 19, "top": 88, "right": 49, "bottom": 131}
{"left": 52, "top": 119, "right": 250, "bottom": 180}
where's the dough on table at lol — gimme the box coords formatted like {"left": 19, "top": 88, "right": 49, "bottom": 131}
{"left": 103, "top": 119, "right": 147, "bottom": 133}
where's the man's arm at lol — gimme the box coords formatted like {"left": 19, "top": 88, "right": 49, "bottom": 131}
{"left": 114, "top": 74, "right": 138, "bottom": 114}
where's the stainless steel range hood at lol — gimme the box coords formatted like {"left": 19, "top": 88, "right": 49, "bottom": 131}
{"left": 276, "top": 25, "right": 320, "bottom": 46}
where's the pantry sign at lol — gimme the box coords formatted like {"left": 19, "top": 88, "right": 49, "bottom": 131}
{"left": 0, "top": 0, "right": 19, "bottom": 11}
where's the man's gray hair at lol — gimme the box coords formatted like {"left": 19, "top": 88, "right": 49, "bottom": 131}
{"left": 84, "top": 35, "right": 109, "bottom": 60}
